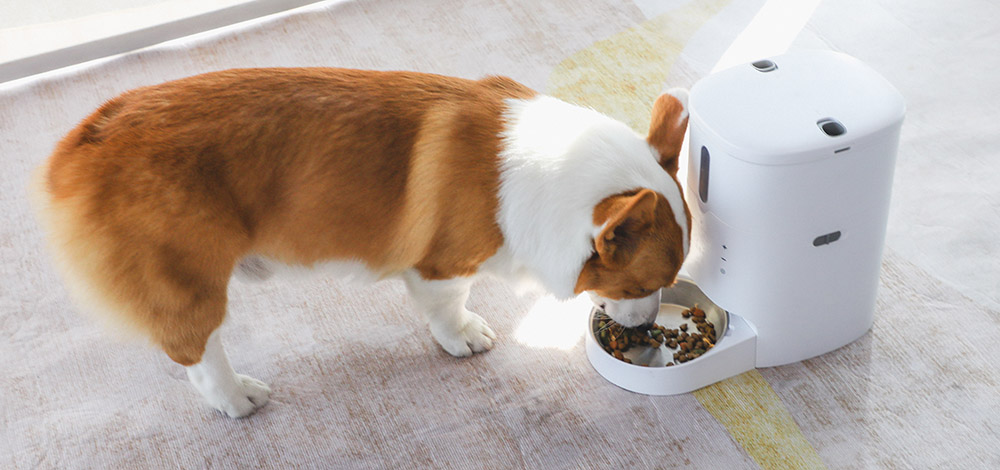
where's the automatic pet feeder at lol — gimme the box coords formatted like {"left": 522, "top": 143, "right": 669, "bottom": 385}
{"left": 586, "top": 51, "right": 906, "bottom": 394}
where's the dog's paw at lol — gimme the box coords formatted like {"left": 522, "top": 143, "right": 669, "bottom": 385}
{"left": 203, "top": 374, "right": 272, "bottom": 419}
{"left": 429, "top": 311, "right": 497, "bottom": 357}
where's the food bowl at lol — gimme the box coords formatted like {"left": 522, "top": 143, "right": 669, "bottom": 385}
{"left": 584, "top": 277, "right": 757, "bottom": 395}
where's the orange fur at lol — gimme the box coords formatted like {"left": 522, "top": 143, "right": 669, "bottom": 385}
{"left": 573, "top": 189, "right": 686, "bottom": 299}
{"left": 647, "top": 92, "right": 690, "bottom": 175}
{"left": 36, "top": 68, "right": 535, "bottom": 365}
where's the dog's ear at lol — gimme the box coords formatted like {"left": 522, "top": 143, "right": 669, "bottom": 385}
{"left": 595, "top": 189, "right": 657, "bottom": 267}
{"left": 647, "top": 89, "right": 689, "bottom": 176}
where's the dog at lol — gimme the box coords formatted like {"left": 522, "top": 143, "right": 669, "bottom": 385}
{"left": 32, "top": 68, "right": 690, "bottom": 418}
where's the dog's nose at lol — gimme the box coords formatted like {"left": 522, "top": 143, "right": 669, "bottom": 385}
{"left": 638, "top": 321, "right": 655, "bottom": 331}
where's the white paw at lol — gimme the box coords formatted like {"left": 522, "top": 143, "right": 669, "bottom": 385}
{"left": 430, "top": 311, "right": 497, "bottom": 357}
{"left": 203, "top": 374, "right": 272, "bottom": 419}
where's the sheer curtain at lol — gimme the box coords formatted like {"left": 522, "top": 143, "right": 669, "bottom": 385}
{"left": 0, "top": 0, "right": 322, "bottom": 83}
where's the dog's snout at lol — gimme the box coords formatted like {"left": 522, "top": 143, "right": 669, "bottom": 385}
{"left": 590, "top": 290, "right": 661, "bottom": 328}
{"left": 638, "top": 321, "right": 655, "bottom": 331}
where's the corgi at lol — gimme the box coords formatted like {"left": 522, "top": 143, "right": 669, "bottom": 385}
{"left": 32, "top": 68, "right": 690, "bottom": 418}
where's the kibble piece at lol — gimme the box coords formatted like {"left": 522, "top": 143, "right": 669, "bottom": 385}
{"left": 692, "top": 306, "right": 706, "bottom": 319}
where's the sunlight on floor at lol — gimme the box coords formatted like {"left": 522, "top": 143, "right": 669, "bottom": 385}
{"left": 513, "top": 293, "right": 594, "bottom": 350}
{"left": 711, "top": 0, "right": 823, "bottom": 72}
{"left": 677, "top": 0, "right": 823, "bottom": 187}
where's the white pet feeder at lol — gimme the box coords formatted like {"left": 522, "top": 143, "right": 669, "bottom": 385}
{"left": 586, "top": 51, "right": 906, "bottom": 394}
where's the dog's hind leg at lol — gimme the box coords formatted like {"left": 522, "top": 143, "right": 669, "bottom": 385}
{"left": 145, "top": 279, "right": 271, "bottom": 418}
{"left": 183, "top": 329, "right": 271, "bottom": 418}
{"left": 147, "top": 269, "right": 271, "bottom": 418}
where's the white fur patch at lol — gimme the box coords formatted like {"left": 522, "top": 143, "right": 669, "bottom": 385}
{"left": 664, "top": 87, "right": 690, "bottom": 124}
{"left": 495, "top": 96, "right": 689, "bottom": 299}
{"left": 402, "top": 271, "right": 496, "bottom": 357}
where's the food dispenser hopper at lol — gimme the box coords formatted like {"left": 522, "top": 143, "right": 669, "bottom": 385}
{"left": 586, "top": 50, "right": 905, "bottom": 393}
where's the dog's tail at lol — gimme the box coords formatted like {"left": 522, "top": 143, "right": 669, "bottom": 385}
{"left": 31, "top": 94, "right": 248, "bottom": 366}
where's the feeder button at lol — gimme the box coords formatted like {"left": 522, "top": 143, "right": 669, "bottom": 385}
{"left": 818, "top": 118, "right": 846, "bottom": 137}
{"left": 752, "top": 60, "right": 777, "bottom": 72}
{"left": 813, "top": 231, "right": 842, "bottom": 246}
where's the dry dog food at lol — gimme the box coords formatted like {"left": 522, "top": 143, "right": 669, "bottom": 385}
{"left": 595, "top": 304, "right": 717, "bottom": 367}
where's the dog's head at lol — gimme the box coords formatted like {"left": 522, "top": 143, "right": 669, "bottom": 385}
{"left": 574, "top": 90, "right": 691, "bottom": 327}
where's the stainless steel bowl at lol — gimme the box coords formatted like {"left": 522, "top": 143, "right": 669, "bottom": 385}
{"left": 589, "top": 278, "right": 729, "bottom": 367}
{"left": 585, "top": 277, "right": 758, "bottom": 395}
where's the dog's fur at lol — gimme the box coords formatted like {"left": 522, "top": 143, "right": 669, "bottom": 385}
{"left": 32, "top": 68, "right": 690, "bottom": 417}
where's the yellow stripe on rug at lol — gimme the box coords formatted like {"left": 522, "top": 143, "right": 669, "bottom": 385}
{"left": 694, "top": 371, "right": 827, "bottom": 470}
{"left": 547, "top": 0, "right": 732, "bottom": 134}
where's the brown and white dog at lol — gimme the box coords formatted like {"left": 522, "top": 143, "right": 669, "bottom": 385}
{"left": 32, "top": 68, "right": 690, "bottom": 418}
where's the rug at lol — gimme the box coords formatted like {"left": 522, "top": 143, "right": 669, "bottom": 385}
{"left": 2, "top": 0, "right": 998, "bottom": 468}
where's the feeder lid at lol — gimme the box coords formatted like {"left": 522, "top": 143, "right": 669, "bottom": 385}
{"left": 689, "top": 50, "right": 906, "bottom": 165}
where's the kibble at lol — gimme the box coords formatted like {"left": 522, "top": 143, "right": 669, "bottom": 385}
{"left": 595, "top": 305, "right": 719, "bottom": 367}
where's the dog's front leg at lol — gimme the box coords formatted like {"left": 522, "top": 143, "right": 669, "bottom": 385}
{"left": 403, "top": 271, "right": 496, "bottom": 357}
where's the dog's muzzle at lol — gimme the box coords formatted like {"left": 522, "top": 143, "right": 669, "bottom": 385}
{"left": 588, "top": 291, "right": 661, "bottom": 328}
